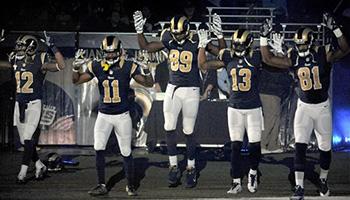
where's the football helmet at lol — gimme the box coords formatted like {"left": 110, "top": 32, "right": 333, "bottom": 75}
{"left": 170, "top": 15, "right": 190, "bottom": 45}
{"left": 231, "top": 29, "right": 253, "bottom": 57}
{"left": 100, "top": 35, "right": 122, "bottom": 69}
{"left": 293, "top": 27, "right": 314, "bottom": 57}
{"left": 15, "top": 35, "right": 39, "bottom": 60}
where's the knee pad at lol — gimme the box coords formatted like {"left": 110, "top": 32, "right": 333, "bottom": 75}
{"left": 318, "top": 140, "right": 331, "bottom": 152}
{"left": 164, "top": 113, "right": 177, "bottom": 131}
{"left": 166, "top": 130, "right": 177, "bottom": 156}
{"left": 294, "top": 143, "right": 307, "bottom": 172}
{"left": 182, "top": 118, "right": 195, "bottom": 135}
{"left": 119, "top": 145, "right": 132, "bottom": 157}
{"left": 319, "top": 150, "right": 331, "bottom": 170}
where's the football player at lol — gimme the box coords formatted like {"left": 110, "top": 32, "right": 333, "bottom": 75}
{"left": 133, "top": 11, "right": 225, "bottom": 188}
{"left": 259, "top": 13, "right": 349, "bottom": 200}
{"left": 12, "top": 32, "right": 66, "bottom": 183}
{"left": 198, "top": 28, "right": 264, "bottom": 194}
{"left": 72, "top": 35, "right": 153, "bottom": 196}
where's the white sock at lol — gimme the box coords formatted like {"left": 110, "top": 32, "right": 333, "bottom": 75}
{"left": 233, "top": 178, "right": 241, "bottom": 184}
{"left": 320, "top": 168, "right": 329, "bottom": 180}
{"left": 187, "top": 159, "right": 195, "bottom": 169}
{"left": 35, "top": 160, "right": 45, "bottom": 169}
{"left": 249, "top": 169, "right": 257, "bottom": 175}
{"left": 169, "top": 156, "right": 177, "bottom": 167}
{"left": 19, "top": 165, "right": 28, "bottom": 177}
{"left": 295, "top": 171, "right": 304, "bottom": 188}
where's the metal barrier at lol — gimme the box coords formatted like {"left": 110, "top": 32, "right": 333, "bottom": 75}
{"left": 155, "top": 7, "right": 326, "bottom": 45}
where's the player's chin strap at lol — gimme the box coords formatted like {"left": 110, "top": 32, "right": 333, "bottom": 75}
{"left": 234, "top": 50, "right": 246, "bottom": 57}
{"left": 297, "top": 49, "right": 310, "bottom": 57}
{"left": 102, "top": 58, "right": 119, "bottom": 71}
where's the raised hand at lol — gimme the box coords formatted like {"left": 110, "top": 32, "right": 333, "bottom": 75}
{"left": 322, "top": 13, "right": 339, "bottom": 31}
{"left": 198, "top": 29, "right": 211, "bottom": 48}
{"left": 211, "top": 13, "right": 223, "bottom": 39}
{"left": 260, "top": 19, "right": 273, "bottom": 37}
{"left": 72, "top": 49, "right": 88, "bottom": 71}
{"left": 268, "top": 32, "right": 285, "bottom": 55}
{"left": 133, "top": 11, "right": 146, "bottom": 34}
{"left": 43, "top": 31, "right": 54, "bottom": 47}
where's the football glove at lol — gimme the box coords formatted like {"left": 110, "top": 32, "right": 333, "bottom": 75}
{"left": 43, "top": 31, "right": 54, "bottom": 47}
{"left": 322, "top": 13, "right": 340, "bottom": 31}
{"left": 211, "top": 13, "right": 223, "bottom": 39}
{"left": 198, "top": 29, "right": 211, "bottom": 48}
{"left": 133, "top": 11, "right": 146, "bottom": 34}
{"left": 268, "top": 32, "right": 285, "bottom": 55}
{"left": 72, "top": 49, "right": 88, "bottom": 72}
{"left": 260, "top": 19, "right": 273, "bottom": 37}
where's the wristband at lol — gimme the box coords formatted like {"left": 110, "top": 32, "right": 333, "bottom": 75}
{"left": 333, "top": 28, "right": 343, "bottom": 38}
{"left": 260, "top": 37, "right": 268, "bottom": 46}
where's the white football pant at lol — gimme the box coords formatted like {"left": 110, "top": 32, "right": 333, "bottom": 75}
{"left": 227, "top": 106, "right": 263, "bottom": 143}
{"left": 163, "top": 83, "right": 200, "bottom": 135}
{"left": 13, "top": 99, "right": 42, "bottom": 144}
{"left": 94, "top": 111, "right": 132, "bottom": 156}
{"left": 294, "top": 98, "right": 332, "bottom": 151}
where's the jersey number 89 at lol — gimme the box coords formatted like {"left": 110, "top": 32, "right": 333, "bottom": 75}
{"left": 169, "top": 49, "right": 193, "bottom": 73}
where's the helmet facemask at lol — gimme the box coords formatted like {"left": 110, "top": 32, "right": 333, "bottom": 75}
{"left": 231, "top": 29, "right": 253, "bottom": 57}
{"left": 15, "top": 35, "right": 38, "bottom": 61}
{"left": 100, "top": 36, "right": 122, "bottom": 70}
{"left": 294, "top": 28, "right": 314, "bottom": 57}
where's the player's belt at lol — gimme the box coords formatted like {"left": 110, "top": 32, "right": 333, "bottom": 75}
{"left": 171, "top": 84, "right": 193, "bottom": 99}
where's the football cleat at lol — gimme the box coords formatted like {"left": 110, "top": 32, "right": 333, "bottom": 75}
{"left": 319, "top": 178, "right": 330, "bottom": 197}
{"left": 126, "top": 185, "right": 138, "bottom": 196}
{"left": 290, "top": 185, "right": 304, "bottom": 200}
{"left": 227, "top": 181, "right": 242, "bottom": 194}
{"left": 168, "top": 165, "right": 181, "bottom": 187}
{"left": 35, "top": 165, "right": 47, "bottom": 180}
{"left": 185, "top": 167, "right": 197, "bottom": 188}
{"left": 88, "top": 184, "right": 108, "bottom": 196}
{"left": 247, "top": 172, "right": 258, "bottom": 193}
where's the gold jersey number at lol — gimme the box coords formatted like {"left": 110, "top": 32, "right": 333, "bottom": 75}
{"left": 230, "top": 68, "right": 252, "bottom": 92}
{"left": 15, "top": 71, "right": 34, "bottom": 93}
{"left": 169, "top": 49, "right": 193, "bottom": 73}
{"left": 102, "top": 80, "right": 121, "bottom": 103}
{"left": 298, "top": 66, "right": 322, "bottom": 91}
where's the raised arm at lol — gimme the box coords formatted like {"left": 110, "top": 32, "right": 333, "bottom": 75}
{"left": 323, "top": 13, "right": 350, "bottom": 63}
{"left": 133, "top": 11, "right": 164, "bottom": 53}
{"left": 72, "top": 62, "right": 93, "bottom": 85}
{"left": 72, "top": 50, "right": 93, "bottom": 84}
{"left": 41, "top": 32, "right": 66, "bottom": 72}
{"left": 198, "top": 47, "right": 225, "bottom": 70}
{"left": 260, "top": 20, "right": 292, "bottom": 69}
{"left": 206, "top": 13, "right": 227, "bottom": 56}
{"left": 132, "top": 61, "right": 154, "bottom": 87}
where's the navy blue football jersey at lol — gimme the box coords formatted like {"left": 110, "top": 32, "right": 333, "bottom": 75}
{"left": 87, "top": 58, "right": 141, "bottom": 114}
{"left": 161, "top": 29, "right": 200, "bottom": 87}
{"left": 290, "top": 46, "right": 331, "bottom": 104}
{"left": 11, "top": 53, "right": 47, "bottom": 103}
{"left": 219, "top": 49, "right": 262, "bottom": 109}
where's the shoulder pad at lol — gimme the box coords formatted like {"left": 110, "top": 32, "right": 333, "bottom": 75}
{"left": 287, "top": 47, "right": 293, "bottom": 58}
{"left": 218, "top": 48, "right": 231, "bottom": 60}
{"left": 160, "top": 28, "right": 171, "bottom": 42}
{"left": 40, "top": 53, "right": 47, "bottom": 64}
{"left": 188, "top": 31, "right": 198, "bottom": 43}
